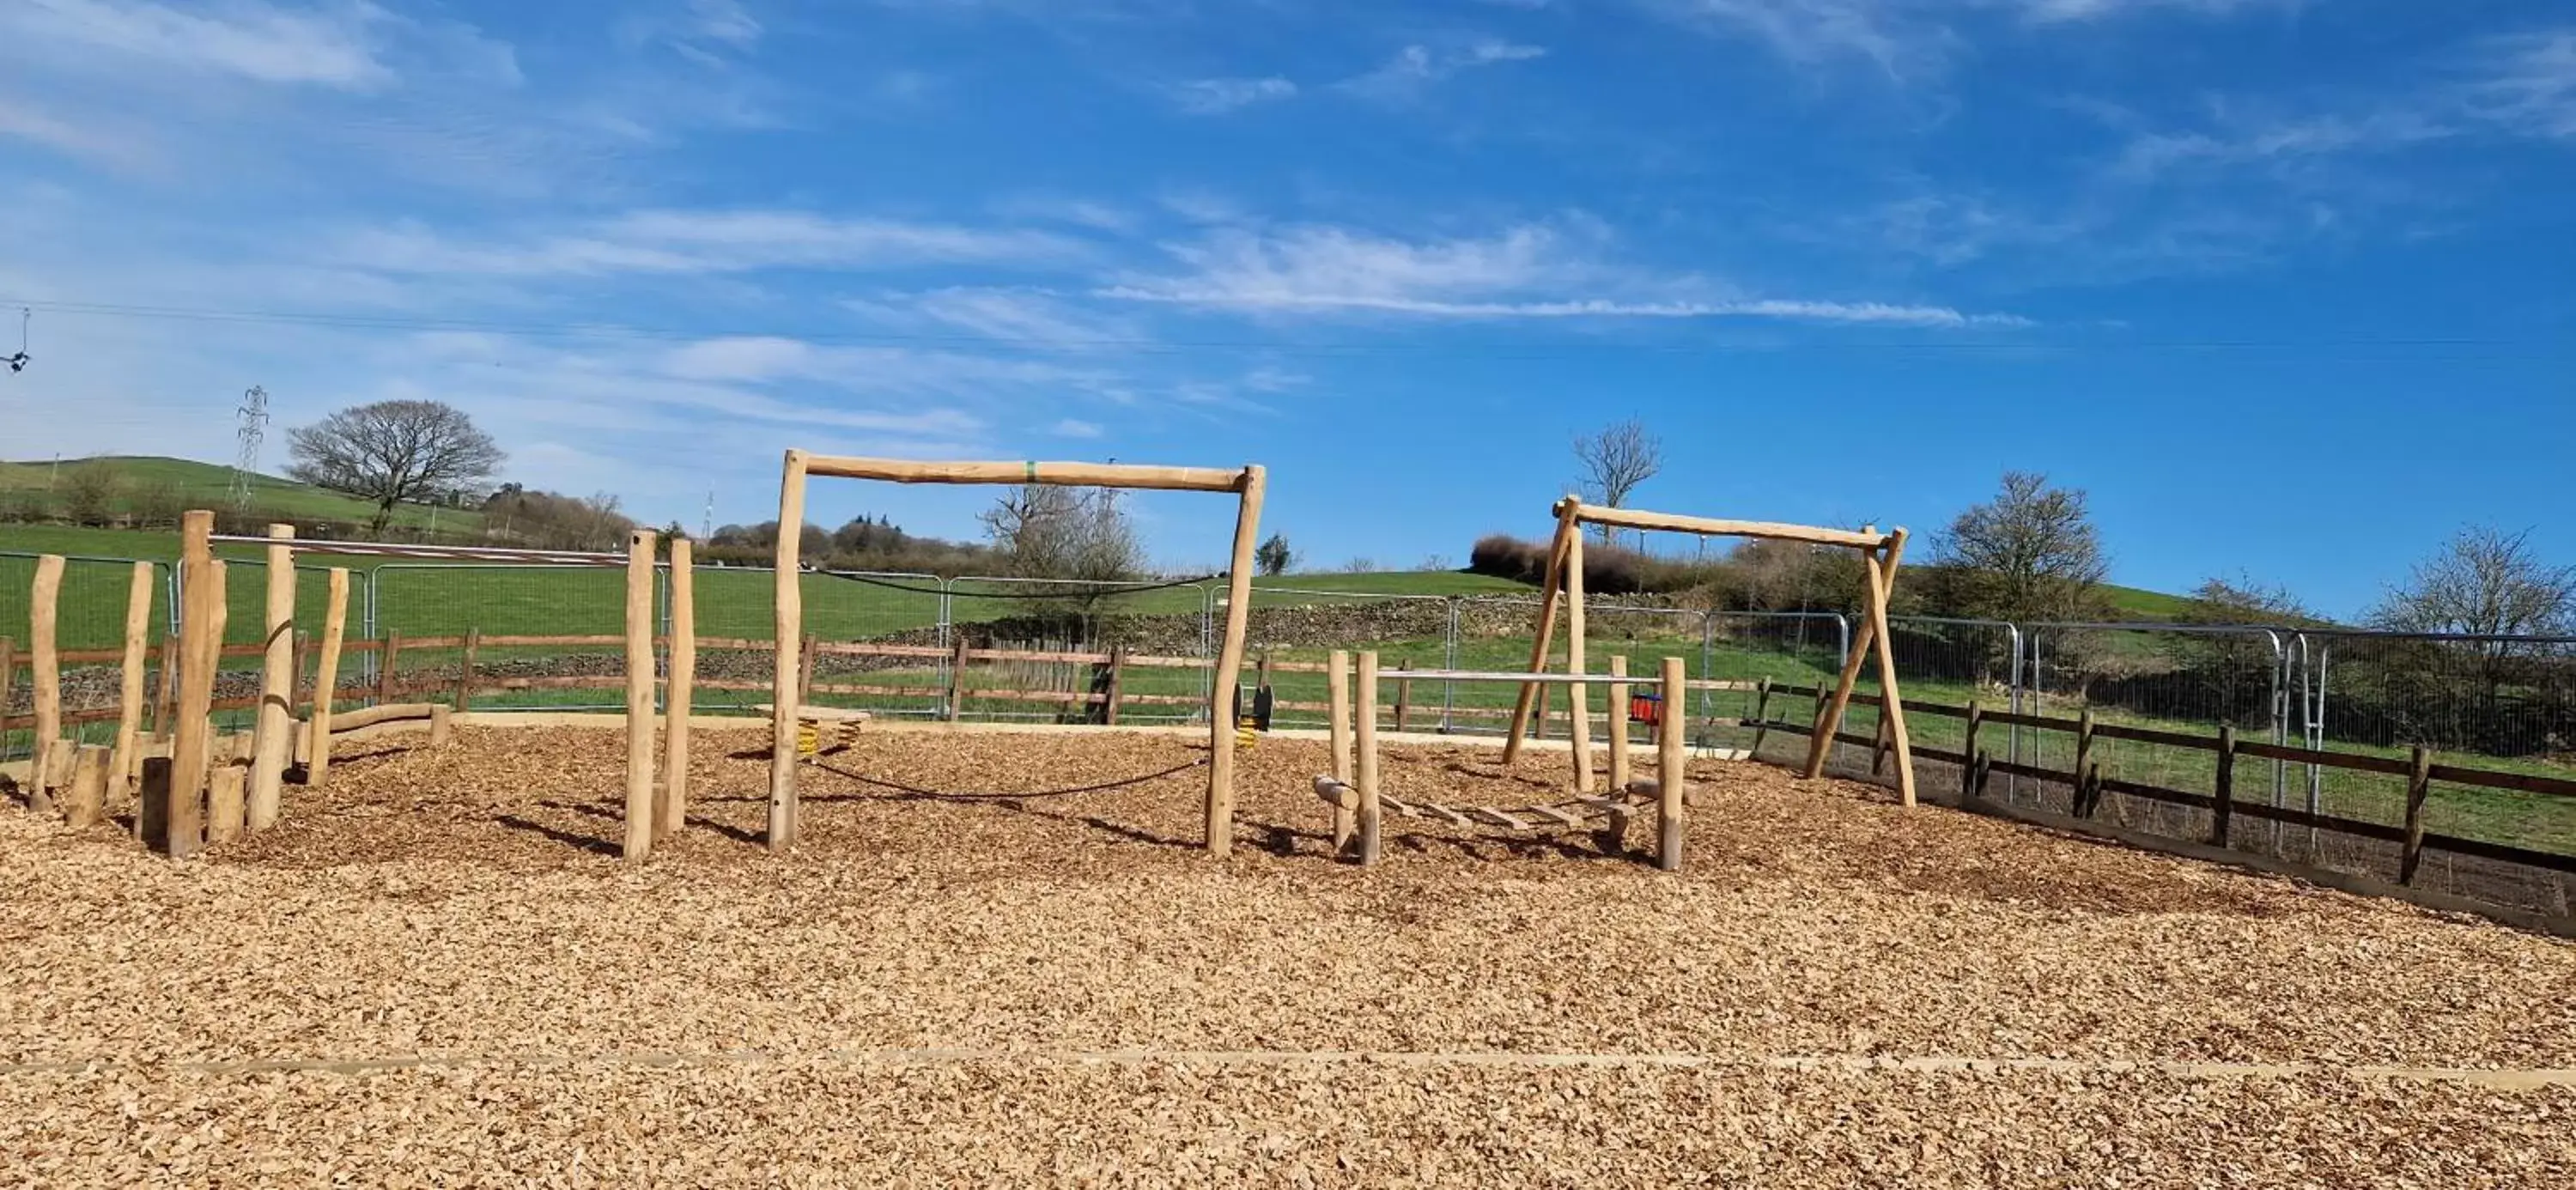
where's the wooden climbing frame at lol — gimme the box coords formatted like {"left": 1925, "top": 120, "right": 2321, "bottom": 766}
{"left": 1502, "top": 498, "right": 1920, "bottom": 808}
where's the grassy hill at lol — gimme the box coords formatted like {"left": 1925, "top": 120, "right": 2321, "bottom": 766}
{"left": 0, "top": 455, "right": 479, "bottom": 534}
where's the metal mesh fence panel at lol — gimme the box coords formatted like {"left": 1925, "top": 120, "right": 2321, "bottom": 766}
{"left": 1235, "top": 586, "right": 1450, "bottom": 732}
{"left": 2023, "top": 622, "right": 2288, "bottom": 841}
{"left": 942, "top": 576, "right": 1212, "bottom": 724}
{"left": 0, "top": 552, "right": 174, "bottom": 762}
{"left": 372, "top": 564, "right": 632, "bottom": 712}
{"left": 1708, "top": 611, "right": 1847, "bottom": 764}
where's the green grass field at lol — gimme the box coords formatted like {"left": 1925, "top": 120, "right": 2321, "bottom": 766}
{"left": 0, "top": 456, "right": 478, "bottom": 535}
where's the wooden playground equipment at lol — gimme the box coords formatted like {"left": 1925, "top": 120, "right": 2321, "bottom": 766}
{"left": 1316, "top": 648, "right": 1696, "bottom": 869}
{"left": 4, "top": 510, "right": 687, "bottom": 862}
{"left": 1504, "top": 497, "right": 1921, "bottom": 807}
{"left": 766, "top": 453, "right": 1267, "bottom": 855}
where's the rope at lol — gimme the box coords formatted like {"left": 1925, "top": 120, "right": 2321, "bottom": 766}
{"left": 809, "top": 756, "right": 1210, "bottom": 801}
{"left": 806, "top": 568, "right": 1222, "bottom": 599}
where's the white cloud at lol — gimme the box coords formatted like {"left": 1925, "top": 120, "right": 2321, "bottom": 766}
{"left": 1638, "top": 0, "right": 2305, "bottom": 79}
{"left": 1101, "top": 222, "right": 2025, "bottom": 327}
{"left": 1337, "top": 40, "right": 1548, "bottom": 100}
{"left": 338, "top": 210, "right": 1084, "bottom": 277}
{"left": 1049, "top": 418, "right": 1105, "bottom": 439}
{"left": 1170, "top": 76, "right": 1297, "bottom": 114}
{"left": 2468, "top": 28, "right": 2576, "bottom": 139}
{"left": 2, "top": 0, "right": 400, "bottom": 89}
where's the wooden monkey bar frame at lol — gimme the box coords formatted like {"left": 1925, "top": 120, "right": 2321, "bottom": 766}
{"left": 1504, "top": 496, "right": 1920, "bottom": 807}
{"left": 767, "top": 453, "right": 1268, "bottom": 855}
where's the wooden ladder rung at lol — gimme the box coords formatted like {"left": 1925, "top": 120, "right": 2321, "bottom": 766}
{"left": 1468, "top": 807, "right": 1528, "bottom": 829}
{"left": 1525, "top": 804, "right": 1586, "bottom": 828}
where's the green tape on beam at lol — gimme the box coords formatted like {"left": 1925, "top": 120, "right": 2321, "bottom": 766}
{"left": 1025, "top": 461, "right": 1038, "bottom": 483}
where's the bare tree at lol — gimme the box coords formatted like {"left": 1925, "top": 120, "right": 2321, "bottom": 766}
{"left": 2370, "top": 527, "right": 2576, "bottom": 724}
{"left": 978, "top": 485, "right": 1143, "bottom": 583}
{"left": 1933, "top": 471, "right": 2110, "bottom": 622}
{"left": 287, "top": 400, "right": 504, "bottom": 534}
{"left": 1572, "top": 418, "right": 1662, "bottom": 541}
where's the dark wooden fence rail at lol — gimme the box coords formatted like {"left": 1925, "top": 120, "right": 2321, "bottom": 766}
{"left": 1745, "top": 682, "right": 2576, "bottom": 885}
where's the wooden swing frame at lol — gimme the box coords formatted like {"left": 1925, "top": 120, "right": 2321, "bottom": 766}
{"left": 766, "top": 452, "right": 1268, "bottom": 853}
{"left": 1502, "top": 497, "right": 1920, "bottom": 806}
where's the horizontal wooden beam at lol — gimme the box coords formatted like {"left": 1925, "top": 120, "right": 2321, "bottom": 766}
{"left": 799, "top": 453, "right": 1251, "bottom": 493}
{"left": 1563, "top": 501, "right": 1893, "bottom": 549}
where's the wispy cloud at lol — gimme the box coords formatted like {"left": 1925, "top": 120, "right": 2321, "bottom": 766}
{"left": 2467, "top": 27, "right": 2576, "bottom": 139}
{"left": 338, "top": 209, "right": 1086, "bottom": 277}
{"left": 1638, "top": 0, "right": 2305, "bottom": 80}
{"left": 1336, "top": 39, "right": 1549, "bottom": 100}
{"left": 1049, "top": 418, "right": 1105, "bottom": 439}
{"left": 1170, "top": 76, "right": 1297, "bottom": 114}
{"left": 1, "top": 0, "right": 405, "bottom": 89}
{"left": 1101, "top": 222, "right": 2025, "bottom": 327}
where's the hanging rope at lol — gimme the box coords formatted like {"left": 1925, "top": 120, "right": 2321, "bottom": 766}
{"left": 808, "top": 756, "right": 1210, "bottom": 801}
{"left": 808, "top": 568, "right": 1222, "bottom": 599}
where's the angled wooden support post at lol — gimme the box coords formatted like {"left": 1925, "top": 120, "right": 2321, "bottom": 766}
{"left": 1327, "top": 649, "right": 1354, "bottom": 853}
{"left": 660, "top": 537, "right": 696, "bottom": 841}
{"left": 248, "top": 524, "right": 295, "bottom": 832}
{"left": 1747, "top": 677, "right": 1774, "bottom": 757}
{"left": 1859, "top": 534, "right": 1917, "bottom": 807}
{"left": 112, "top": 562, "right": 153, "bottom": 798}
{"left": 622, "top": 529, "right": 658, "bottom": 864}
{"left": 768, "top": 450, "right": 809, "bottom": 852}
{"left": 306, "top": 569, "right": 350, "bottom": 787}
{"left": 1804, "top": 530, "right": 1908, "bottom": 786}
{"left": 1356, "top": 650, "right": 1382, "bottom": 866}
{"left": 28, "top": 554, "right": 64, "bottom": 816}
{"left": 1204, "top": 464, "right": 1267, "bottom": 856}
{"left": 1504, "top": 501, "right": 1581, "bottom": 763}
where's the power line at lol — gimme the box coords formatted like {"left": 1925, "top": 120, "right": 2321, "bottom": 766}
{"left": 0, "top": 295, "right": 2565, "bottom": 359}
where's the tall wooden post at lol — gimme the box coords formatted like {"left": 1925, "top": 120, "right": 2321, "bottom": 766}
{"left": 28, "top": 554, "right": 64, "bottom": 815}
{"left": 248, "top": 524, "right": 295, "bottom": 832}
{"left": 1564, "top": 512, "right": 1594, "bottom": 792}
{"left": 1356, "top": 650, "right": 1382, "bottom": 866}
{"left": 112, "top": 562, "right": 152, "bottom": 796}
{"left": 623, "top": 529, "right": 657, "bottom": 864}
{"left": 307, "top": 569, "right": 349, "bottom": 787}
{"left": 1327, "top": 649, "right": 1354, "bottom": 853}
{"left": 2399, "top": 745, "right": 2433, "bottom": 886}
{"left": 1656, "top": 656, "right": 1686, "bottom": 871}
{"left": 1607, "top": 654, "right": 1631, "bottom": 792}
{"left": 1805, "top": 531, "right": 1910, "bottom": 789}
{"left": 945, "top": 634, "right": 969, "bottom": 722}
{"left": 660, "top": 536, "right": 696, "bottom": 841}
{"left": 1505, "top": 501, "right": 1581, "bottom": 762}
{"left": 166, "top": 515, "right": 222, "bottom": 858}
{"left": 152, "top": 634, "right": 178, "bottom": 739}
{"left": 1393, "top": 661, "right": 1412, "bottom": 733}
{"left": 2209, "top": 724, "right": 2236, "bottom": 847}
{"left": 0, "top": 636, "right": 14, "bottom": 769}
{"left": 1859, "top": 542, "right": 1917, "bottom": 807}
{"left": 767, "top": 450, "right": 809, "bottom": 851}
{"left": 1204, "top": 464, "right": 1267, "bottom": 856}
{"left": 377, "top": 631, "right": 403, "bottom": 705}
{"left": 454, "top": 628, "right": 480, "bottom": 713}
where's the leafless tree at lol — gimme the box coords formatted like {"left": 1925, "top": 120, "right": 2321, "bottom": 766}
{"left": 978, "top": 484, "right": 1144, "bottom": 584}
{"left": 287, "top": 400, "right": 504, "bottom": 534}
{"left": 2370, "top": 527, "right": 2576, "bottom": 718}
{"left": 1572, "top": 418, "right": 1662, "bottom": 541}
{"left": 1933, "top": 471, "right": 2110, "bottom": 622}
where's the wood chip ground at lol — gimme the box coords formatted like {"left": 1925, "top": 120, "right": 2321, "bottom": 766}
{"left": 3, "top": 726, "right": 2572, "bottom": 1186}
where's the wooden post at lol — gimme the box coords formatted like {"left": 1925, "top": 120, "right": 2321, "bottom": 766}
{"left": 2073, "top": 707, "right": 2097, "bottom": 817}
{"left": 248, "top": 523, "right": 295, "bottom": 832}
{"left": 768, "top": 449, "right": 809, "bottom": 852}
{"left": 798, "top": 633, "right": 818, "bottom": 705}
{"left": 1255, "top": 652, "right": 1273, "bottom": 701}
{"left": 307, "top": 569, "right": 349, "bottom": 788}
{"left": 2209, "top": 725, "right": 2236, "bottom": 847}
{"left": 208, "top": 762, "right": 247, "bottom": 845}
{"left": 1103, "top": 645, "right": 1125, "bottom": 726}
{"left": 453, "top": 628, "right": 480, "bottom": 713}
{"left": 1356, "top": 650, "right": 1382, "bottom": 866}
{"left": 429, "top": 703, "right": 453, "bottom": 747}
{"left": 1504, "top": 504, "right": 1579, "bottom": 762}
{"left": 1327, "top": 649, "right": 1354, "bottom": 853}
{"left": 1564, "top": 509, "right": 1594, "bottom": 793}
{"left": 660, "top": 537, "right": 696, "bottom": 841}
{"left": 1804, "top": 531, "right": 1907, "bottom": 780}
{"left": 152, "top": 633, "right": 178, "bottom": 739}
{"left": 28, "top": 554, "right": 64, "bottom": 814}
{"left": 377, "top": 630, "right": 403, "bottom": 704}
{"left": 66, "top": 744, "right": 110, "bottom": 829}
{"left": 1393, "top": 661, "right": 1412, "bottom": 733}
{"left": 623, "top": 529, "right": 657, "bottom": 864}
{"left": 1204, "top": 464, "right": 1267, "bottom": 856}
{"left": 291, "top": 631, "right": 311, "bottom": 725}
{"left": 1858, "top": 541, "right": 1917, "bottom": 806}
{"left": 1607, "top": 655, "right": 1632, "bottom": 792}
{"left": 2399, "top": 744, "right": 2433, "bottom": 886}
{"left": 167, "top": 513, "right": 218, "bottom": 859}
{"left": 1962, "top": 701, "right": 1984, "bottom": 802}
{"left": 112, "top": 562, "right": 151, "bottom": 796}
{"left": 0, "top": 636, "right": 14, "bottom": 757}
{"left": 1656, "top": 656, "right": 1686, "bottom": 871}
{"left": 945, "top": 633, "right": 970, "bottom": 722}
{"left": 1747, "top": 677, "right": 1774, "bottom": 756}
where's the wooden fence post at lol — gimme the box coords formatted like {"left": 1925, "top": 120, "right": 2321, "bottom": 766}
{"left": 659, "top": 536, "right": 696, "bottom": 841}
{"left": 29, "top": 554, "right": 64, "bottom": 815}
{"left": 0, "top": 636, "right": 14, "bottom": 756}
{"left": 622, "top": 529, "right": 656, "bottom": 864}
{"left": 377, "top": 630, "right": 403, "bottom": 705}
{"left": 1393, "top": 661, "right": 1413, "bottom": 733}
{"left": 307, "top": 569, "right": 349, "bottom": 788}
{"left": 945, "top": 634, "right": 969, "bottom": 722}
{"left": 1962, "top": 701, "right": 1984, "bottom": 802}
{"left": 1327, "top": 649, "right": 1353, "bottom": 853}
{"left": 152, "top": 633, "right": 179, "bottom": 739}
{"left": 2399, "top": 745, "right": 2433, "bottom": 886}
{"left": 2072, "top": 707, "right": 2097, "bottom": 817}
{"left": 1103, "top": 645, "right": 1125, "bottom": 726}
{"left": 248, "top": 523, "right": 295, "bottom": 833}
{"left": 1657, "top": 656, "right": 1686, "bottom": 871}
{"left": 2210, "top": 725, "right": 2237, "bottom": 847}
{"left": 1870, "top": 706, "right": 1893, "bottom": 776}
{"left": 1747, "top": 677, "right": 1773, "bottom": 756}
{"left": 1356, "top": 650, "right": 1382, "bottom": 866}
{"left": 798, "top": 633, "right": 818, "bottom": 705}
{"left": 1607, "top": 655, "right": 1631, "bottom": 792}
{"left": 112, "top": 561, "right": 152, "bottom": 796}
{"left": 453, "top": 628, "right": 480, "bottom": 713}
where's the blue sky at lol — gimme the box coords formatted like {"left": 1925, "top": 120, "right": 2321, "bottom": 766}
{"left": 1, "top": 0, "right": 2570, "bottom": 616}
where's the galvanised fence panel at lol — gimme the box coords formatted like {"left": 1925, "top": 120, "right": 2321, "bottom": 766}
{"left": 1234, "top": 586, "right": 1449, "bottom": 732}
{"left": 1708, "top": 611, "right": 1848, "bottom": 762}
{"left": 2023, "top": 622, "right": 2288, "bottom": 841}
{"left": 0, "top": 552, "right": 174, "bottom": 762}
{"left": 945, "top": 576, "right": 1213, "bottom": 724}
